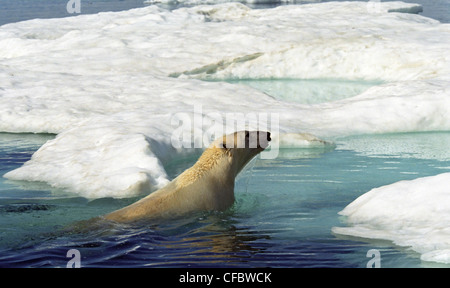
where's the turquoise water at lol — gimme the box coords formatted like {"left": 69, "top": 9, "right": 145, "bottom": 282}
{"left": 226, "top": 78, "right": 383, "bottom": 104}
{"left": 1, "top": 130, "right": 450, "bottom": 267}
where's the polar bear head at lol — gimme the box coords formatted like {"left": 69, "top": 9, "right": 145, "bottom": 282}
{"left": 210, "top": 130, "right": 271, "bottom": 176}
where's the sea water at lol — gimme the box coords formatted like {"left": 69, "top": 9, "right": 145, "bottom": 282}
{"left": 1, "top": 131, "right": 450, "bottom": 267}
{"left": 0, "top": 0, "right": 449, "bottom": 268}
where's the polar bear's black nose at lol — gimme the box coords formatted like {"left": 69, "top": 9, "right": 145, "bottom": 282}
{"left": 267, "top": 132, "right": 271, "bottom": 142}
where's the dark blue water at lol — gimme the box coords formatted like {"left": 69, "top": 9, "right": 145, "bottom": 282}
{"left": 0, "top": 0, "right": 146, "bottom": 26}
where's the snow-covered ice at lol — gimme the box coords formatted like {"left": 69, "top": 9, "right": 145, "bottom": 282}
{"left": 0, "top": 1, "right": 449, "bottom": 263}
{"left": 333, "top": 173, "right": 450, "bottom": 264}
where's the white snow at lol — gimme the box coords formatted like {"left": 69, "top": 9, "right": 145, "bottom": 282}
{"left": 0, "top": 2, "right": 450, "bottom": 262}
{"left": 333, "top": 173, "right": 450, "bottom": 264}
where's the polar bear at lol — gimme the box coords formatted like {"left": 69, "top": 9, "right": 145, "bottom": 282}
{"left": 104, "top": 131, "right": 271, "bottom": 223}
